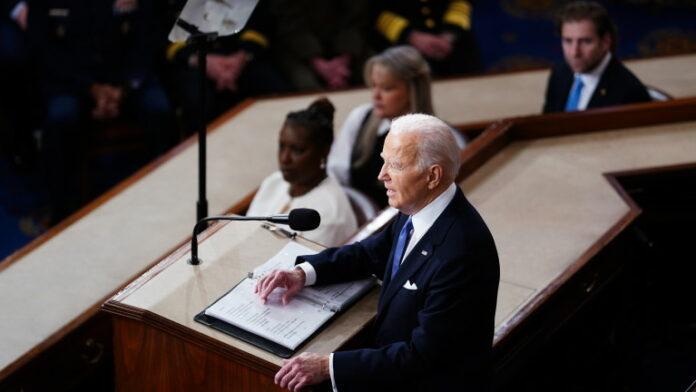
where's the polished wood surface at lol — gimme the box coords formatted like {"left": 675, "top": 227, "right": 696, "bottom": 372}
{"left": 103, "top": 220, "right": 380, "bottom": 389}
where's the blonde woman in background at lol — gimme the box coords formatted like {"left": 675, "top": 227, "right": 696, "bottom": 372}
{"left": 327, "top": 45, "right": 466, "bottom": 209}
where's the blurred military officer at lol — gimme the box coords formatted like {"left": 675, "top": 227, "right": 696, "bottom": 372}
{"left": 28, "top": 0, "right": 174, "bottom": 224}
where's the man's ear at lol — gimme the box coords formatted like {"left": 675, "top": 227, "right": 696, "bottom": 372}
{"left": 427, "top": 165, "right": 443, "bottom": 189}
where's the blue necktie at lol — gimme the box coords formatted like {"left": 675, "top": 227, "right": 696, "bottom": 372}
{"left": 565, "top": 76, "right": 584, "bottom": 112}
{"left": 391, "top": 218, "right": 413, "bottom": 279}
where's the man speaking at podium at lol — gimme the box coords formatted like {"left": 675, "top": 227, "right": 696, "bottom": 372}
{"left": 256, "top": 113, "right": 499, "bottom": 391}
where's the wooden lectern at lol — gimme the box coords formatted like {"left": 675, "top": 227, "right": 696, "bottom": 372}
{"left": 102, "top": 221, "right": 379, "bottom": 391}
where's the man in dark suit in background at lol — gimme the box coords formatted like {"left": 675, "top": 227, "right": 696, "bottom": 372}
{"left": 543, "top": 1, "right": 651, "bottom": 113}
{"left": 256, "top": 113, "right": 500, "bottom": 391}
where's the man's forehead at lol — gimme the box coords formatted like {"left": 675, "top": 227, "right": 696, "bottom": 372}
{"left": 385, "top": 132, "right": 419, "bottom": 155}
{"left": 562, "top": 19, "right": 600, "bottom": 38}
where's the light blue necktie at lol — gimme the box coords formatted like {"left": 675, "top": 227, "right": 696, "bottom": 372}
{"left": 391, "top": 218, "right": 413, "bottom": 279}
{"left": 565, "top": 76, "right": 585, "bottom": 112}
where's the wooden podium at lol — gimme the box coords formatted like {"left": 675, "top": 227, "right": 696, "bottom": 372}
{"left": 102, "top": 221, "right": 379, "bottom": 391}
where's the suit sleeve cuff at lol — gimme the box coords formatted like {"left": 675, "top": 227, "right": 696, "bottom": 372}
{"left": 329, "top": 353, "right": 338, "bottom": 392}
{"left": 296, "top": 262, "right": 317, "bottom": 286}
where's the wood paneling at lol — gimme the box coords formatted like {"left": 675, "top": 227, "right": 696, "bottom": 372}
{"left": 113, "top": 317, "right": 282, "bottom": 392}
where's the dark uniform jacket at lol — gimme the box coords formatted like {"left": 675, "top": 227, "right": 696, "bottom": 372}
{"left": 374, "top": 0, "right": 473, "bottom": 45}
{"left": 28, "top": 0, "right": 162, "bottom": 95}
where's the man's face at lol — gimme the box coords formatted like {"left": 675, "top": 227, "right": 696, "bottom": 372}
{"left": 561, "top": 19, "right": 611, "bottom": 73}
{"left": 378, "top": 132, "right": 431, "bottom": 215}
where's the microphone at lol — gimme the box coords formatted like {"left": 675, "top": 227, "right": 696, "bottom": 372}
{"left": 188, "top": 208, "right": 320, "bottom": 265}
{"left": 267, "top": 208, "right": 321, "bottom": 231}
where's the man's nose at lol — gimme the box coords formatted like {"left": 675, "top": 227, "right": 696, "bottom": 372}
{"left": 377, "top": 163, "right": 388, "bottom": 181}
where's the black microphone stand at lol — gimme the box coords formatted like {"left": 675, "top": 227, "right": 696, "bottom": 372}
{"left": 188, "top": 209, "right": 319, "bottom": 266}
{"left": 189, "top": 215, "right": 295, "bottom": 265}
{"left": 177, "top": 19, "right": 217, "bottom": 226}
{"left": 189, "top": 215, "right": 258, "bottom": 265}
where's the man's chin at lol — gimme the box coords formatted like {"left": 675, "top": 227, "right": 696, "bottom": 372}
{"left": 569, "top": 63, "right": 586, "bottom": 73}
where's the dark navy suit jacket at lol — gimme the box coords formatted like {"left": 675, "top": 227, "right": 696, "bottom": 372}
{"left": 300, "top": 187, "right": 499, "bottom": 391}
{"left": 543, "top": 56, "right": 651, "bottom": 113}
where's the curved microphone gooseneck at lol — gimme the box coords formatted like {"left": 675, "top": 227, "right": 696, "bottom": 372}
{"left": 188, "top": 208, "right": 320, "bottom": 265}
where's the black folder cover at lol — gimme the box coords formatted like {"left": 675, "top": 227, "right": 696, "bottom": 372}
{"left": 194, "top": 311, "right": 294, "bottom": 358}
{"left": 194, "top": 277, "right": 376, "bottom": 359}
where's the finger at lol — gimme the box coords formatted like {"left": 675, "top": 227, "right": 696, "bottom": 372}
{"left": 260, "top": 274, "right": 282, "bottom": 302}
{"left": 258, "top": 273, "right": 276, "bottom": 297}
{"left": 259, "top": 271, "right": 279, "bottom": 294}
{"left": 279, "top": 363, "right": 297, "bottom": 389}
{"left": 282, "top": 284, "right": 301, "bottom": 305}
{"left": 255, "top": 275, "right": 271, "bottom": 294}
{"left": 274, "top": 362, "right": 291, "bottom": 385}
{"left": 287, "top": 374, "right": 301, "bottom": 392}
{"left": 294, "top": 377, "right": 309, "bottom": 392}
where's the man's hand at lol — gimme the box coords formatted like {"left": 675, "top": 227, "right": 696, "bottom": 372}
{"left": 311, "top": 55, "right": 351, "bottom": 90}
{"left": 408, "top": 30, "right": 453, "bottom": 60}
{"left": 205, "top": 54, "right": 232, "bottom": 91}
{"left": 205, "top": 51, "right": 249, "bottom": 92}
{"left": 90, "top": 83, "right": 123, "bottom": 120}
{"left": 219, "top": 51, "right": 249, "bottom": 91}
{"left": 254, "top": 267, "right": 306, "bottom": 305}
{"left": 275, "top": 352, "right": 330, "bottom": 391}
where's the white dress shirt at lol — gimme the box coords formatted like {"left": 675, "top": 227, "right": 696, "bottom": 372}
{"left": 297, "top": 183, "right": 458, "bottom": 391}
{"left": 575, "top": 52, "right": 612, "bottom": 110}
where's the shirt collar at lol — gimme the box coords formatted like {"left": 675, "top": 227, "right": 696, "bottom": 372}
{"left": 377, "top": 118, "right": 391, "bottom": 136}
{"left": 410, "top": 183, "right": 457, "bottom": 239}
{"left": 575, "top": 51, "right": 612, "bottom": 86}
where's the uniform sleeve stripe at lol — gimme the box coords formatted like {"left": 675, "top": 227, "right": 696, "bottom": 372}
{"left": 444, "top": 1, "right": 471, "bottom": 30}
{"left": 240, "top": 30, "right": 269, "bottom": 48}
{"left": 376, "top": 11, "right": 409, "bottom": 43}
{"left": 166, "top": 41, "right": 186, "bottom": 62}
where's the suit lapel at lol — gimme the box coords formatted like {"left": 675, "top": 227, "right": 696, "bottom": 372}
{"left": 376, "top": 191, "right": 461, "bottom": 315}
{"left": 588, "top": 57, "right": 616, "bottom": 109}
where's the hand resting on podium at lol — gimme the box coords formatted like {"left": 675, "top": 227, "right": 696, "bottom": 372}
{"left": 255, "top": 267, "right": 306, "bottom": 305}
{"left": 254, "top": 267, "right": 333, "bottom": 391}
